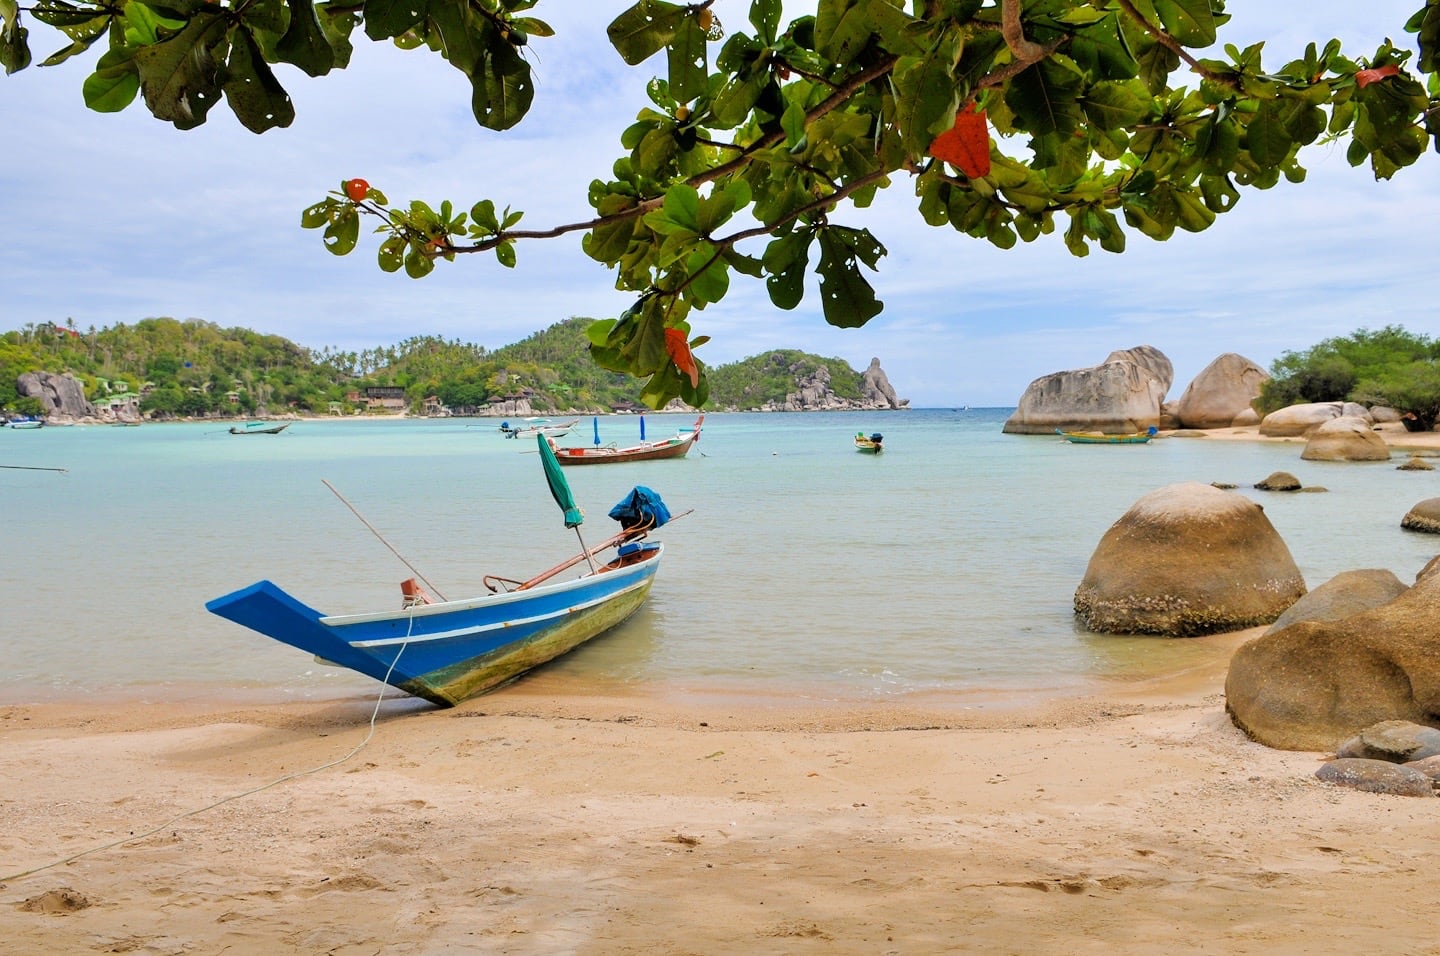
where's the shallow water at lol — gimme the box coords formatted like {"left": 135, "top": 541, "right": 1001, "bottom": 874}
{"left": 1, "top": 410, "right": 1433, "bottom": 705}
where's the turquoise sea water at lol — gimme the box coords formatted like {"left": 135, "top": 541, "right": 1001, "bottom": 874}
{"left": 1, "top": 410, "right": 1434, "bottom": 706}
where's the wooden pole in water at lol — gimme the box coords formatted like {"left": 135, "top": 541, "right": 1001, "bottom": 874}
{"left": 321, "top": 479, "right": 448, "bottom": 602}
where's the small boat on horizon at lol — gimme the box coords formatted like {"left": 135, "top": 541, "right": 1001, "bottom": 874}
{"left": 499, "top": 417, "right": 579, "bottom": 440}
{"left": 1056, "top": 425, "right": 1158, "bottom": 445}
{"left": 229, "top": 421, "right": 291, "bottom": 435}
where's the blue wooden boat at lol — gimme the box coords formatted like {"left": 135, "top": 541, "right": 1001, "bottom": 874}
{"left": 206, "top": 437, "right": 680, "bottom": 707}
{"left": 206, "top": 542, "right": 663, "bottom": 707}
{"left": 1056, "top": 425, "right": 1158, "bottom": 444}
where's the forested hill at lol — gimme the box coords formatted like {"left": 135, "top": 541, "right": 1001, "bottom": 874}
{"left": 1, "top": 316, "right": 900, "bottom": 417}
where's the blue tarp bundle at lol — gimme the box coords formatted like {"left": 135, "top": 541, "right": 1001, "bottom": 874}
{"left": 609, "top": 486, "right": 671, "bottom": 530}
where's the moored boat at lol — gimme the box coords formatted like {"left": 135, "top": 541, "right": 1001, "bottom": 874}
{"left": 229, "top": 421, "right": 291, "bottom": 435}
{"left": 1056, "top": 426, "right": 1158, "bottom": 444}
{"left": 206, "top": 437, "right": 684, "bottom": 707}
{"left": 553, "top": 415, "right": 703, "bottom": 466}
{"left": 854, "top": 432, "right": 883, "bottom": 453}
{"left": 499, "top": 417, "right": 579, "bottom": 439}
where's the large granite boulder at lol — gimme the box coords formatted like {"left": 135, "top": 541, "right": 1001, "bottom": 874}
{"left": 1003, "top": 346, "right": 1169, "bottom": 435}
{"left": 1172, "top": 353, "right": 1269, "bottom": 429}
{"left": 16, "top": 371, "right": 95, "bottom": 420}
{"left": 1225, "top": 572, "right": 1440, "bottom": 751}
{"left": 859, "top": 358, "right": 907, "bottom": 409}
{"left": 1073, "top": 482, "right": 1306, "bottom": 635}
{"left": 1258, "top": 402, "right": 1345, "bottom": 437}
{"left": 1300, "top": 416, "right": 1391, "bottom": 461}
{"left": 1104, "top": 345, "right": 1173, "bottom": 394}
{"left": 1263, "top": 569, "right": 1409, "bottom": 635}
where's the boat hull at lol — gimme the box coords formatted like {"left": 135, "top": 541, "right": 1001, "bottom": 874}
{"left": 230, "top": 422, "right": 290, "bottom": 435}
{"left": 555, "top": 417, "right": 703, "bottom": 465}
{"left": 1056, "top": 428, "right": 1156, "bottom": 444}
{"left": 206, "top": 545, "right": 662, "bottom": 706}
{"left": 555, "top": 435, "right": 696, "bottom": 464}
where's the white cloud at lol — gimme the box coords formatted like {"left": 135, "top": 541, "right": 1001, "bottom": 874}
{"left": 1, "top": 0, "right": 1435, "bottom": 406}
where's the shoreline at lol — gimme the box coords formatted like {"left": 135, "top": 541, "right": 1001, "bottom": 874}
{"left": 5, "top": 625, "right": 1440, "bottom": 953}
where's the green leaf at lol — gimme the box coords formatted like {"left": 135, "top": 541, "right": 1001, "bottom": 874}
{"left": 132, "top": 13, "right": 226, "bottom": 129}
{"left": 1004, "top": 59, "right": 1084, "bottom": 136}
{"left": 893, "top": 43, "right": 962, "bottom": 157}
{"left": 749, "top": 0, "right": 781, "bottom": 43}
{"left": 1246, "top": 99, "right": 1292, "bottom": 167}
{"left": 378, "top": 235, "right": 405, "bottom": 272}
{"left": 1, "top": 2, "right": 32, "bottom": 74}
{"left": 620, "top": 296, "right": 671, "bottom": 374}
{"left": 780, "top": 96, "right": 807, "bottom": 145}
{"left": 694, "top": 179, "right": 750, "bottom": 235}
{"left": 1079, "top": 79, "right": 1151, "bottom": 130}
{"left": 815, "top": 0, "right": 871, "bottom": 68}
{"left": 363, "top": 0, "right": 427, "bottom": 40}
{"left": 606, "top": 0, "right": 686, "bottom": 66}
{"left": 684, "top": 246, "right": 729, "bottom": 304}
{"left": 511, "top": 17, "right": 554, "bottom": 39}
{"left": 1153, "top": 0, "right": 1214, "bottom": 47}
{"left": 470, "top": 40, "right": 533, "bottom": 130}
{"left": 82, "top": 49, "right": 139, "bottom": 111}
{"left": 666, "top": 16, "right": 707, "bottom": 103}
{"left": 710, "top": 70, "right": 765, "bottom": 128}
{"left": 1068, "top": 14, "right": 1139, "bottom": 81}
{"left": 275, "top": 0, "right": 335, "bottom": 77}
{"left": 470, "top": 199, "right": 498, "bottom": 233}
{"left": 762, "top": 228, "right": 813, "bottom": 310}
{"left": 404, "top": 247, "right": 435, "bottom": 278}
{"left": 300, "top": 199, "right": 332, "bottom": 229}
{"left": 660, "top": 182, "right": 701, "bottom": 232}
{"left": 223, "top": 28, "right": 296, "bottom": 133}
{"left": 323, "top": 207, "right": 360, "bottom": 255}
{"left": 495, "top": 240, "right": 516, "bottom": 268}
{"left": 815, "top": 226, "right": 884, "bottom": 329}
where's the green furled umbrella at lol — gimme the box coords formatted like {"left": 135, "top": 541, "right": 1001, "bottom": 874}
{"left": 536, "top": 434, "right": 597, "bottom": 573}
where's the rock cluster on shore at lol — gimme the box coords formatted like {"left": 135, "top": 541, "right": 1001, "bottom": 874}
{"left": 1002, "top": 347, "right": 1267, "bottom": 435}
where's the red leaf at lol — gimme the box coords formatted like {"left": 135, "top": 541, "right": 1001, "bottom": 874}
{"left": 665, "top": 328, "right": 699, "bottom": 388}
{"left": 1355, "top": 65, "right": 1400, "bottom": 88}
{"left": 929, "top": 106, "right": 991, "bottom": 179}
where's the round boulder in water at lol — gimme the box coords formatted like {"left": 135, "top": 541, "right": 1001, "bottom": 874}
{"left": 1300, "top": 416, "right": 1391, "bottom": 462}
{"left": 1074, "top": 482, "right": 1306, "bottom": 636}
{"left": 1401, "top": 498, "right": 1440, "bottom": 533}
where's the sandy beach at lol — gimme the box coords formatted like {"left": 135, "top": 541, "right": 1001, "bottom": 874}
{"left": 4, "top": 421, "right": 1439, "bottom": 955}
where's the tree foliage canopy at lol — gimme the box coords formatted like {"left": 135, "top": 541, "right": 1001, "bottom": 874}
{"left": 1258, "top": 324, "right": 1440, "bottom": 428}
{"left": 5, "top": 0, "right": 1438, "bottom": 408}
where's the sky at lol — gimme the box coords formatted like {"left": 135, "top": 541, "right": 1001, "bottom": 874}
{"left": 2, "top": 2, "right": 1436, "bottom": 407}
